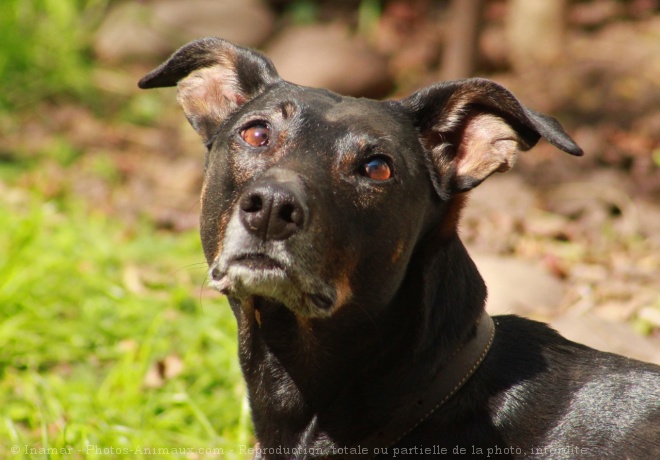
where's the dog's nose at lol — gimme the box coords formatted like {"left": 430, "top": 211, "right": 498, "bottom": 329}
{"left": 239, "top": 181, "right": 307, "bottom": 241}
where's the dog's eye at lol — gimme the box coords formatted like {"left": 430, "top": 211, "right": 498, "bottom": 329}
{"left": 360, "top": 157, "right": 392, "bottom": 181}
{"left": 241, "top": 124, "right": 270, "bottom": 147}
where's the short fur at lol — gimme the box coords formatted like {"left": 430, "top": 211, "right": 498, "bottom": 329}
{"left": 140, "top": 38, "right": 660, "bottom": 459}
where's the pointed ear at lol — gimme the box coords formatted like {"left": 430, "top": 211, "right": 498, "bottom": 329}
{"left": 138, "top": 37, "right": 281, "bottom": 146}
{"left": 400, "top": 78, "right": 582, "bottom": 199}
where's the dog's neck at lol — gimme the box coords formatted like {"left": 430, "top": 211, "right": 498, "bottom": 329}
{"left": 231, "top": 232, "right": 486, "bottom": 452}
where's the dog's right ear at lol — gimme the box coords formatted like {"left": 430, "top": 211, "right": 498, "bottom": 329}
{"left": 138, "top": 37, "right": 280, "bottom": 146}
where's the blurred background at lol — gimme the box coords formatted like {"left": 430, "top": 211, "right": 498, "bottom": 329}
{"left": 1, "top": 0, "right": 659, "bottom": 457}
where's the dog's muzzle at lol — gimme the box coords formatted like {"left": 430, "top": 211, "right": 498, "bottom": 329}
{"left": 208, "top": 170, "right": 337, "bottom": 317}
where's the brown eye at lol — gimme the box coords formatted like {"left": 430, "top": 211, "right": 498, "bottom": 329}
{"left": 241, "top": 124, "right": 270, "bottom": 147}
{"left": 360, "top": 157, "right": 392, "bottom": 181}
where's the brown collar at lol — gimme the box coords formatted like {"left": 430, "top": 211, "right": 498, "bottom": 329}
{"left": 353, "top": 310, "right": 496, "bottom": 458}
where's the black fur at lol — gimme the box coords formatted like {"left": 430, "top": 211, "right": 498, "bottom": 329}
{"left": 140, "top": 38, "right": 660, "bottom": 459}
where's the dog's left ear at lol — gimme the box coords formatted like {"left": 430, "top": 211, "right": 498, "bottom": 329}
{"left": 138, "top": 37, "right": 281, "bottom": 146}
{"left": 400, "top": 78, "right": 582, "bottom": 199}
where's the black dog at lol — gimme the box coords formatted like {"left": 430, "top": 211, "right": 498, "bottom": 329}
{"left": 139, "top": 38, "right": 660, "bottom": 459}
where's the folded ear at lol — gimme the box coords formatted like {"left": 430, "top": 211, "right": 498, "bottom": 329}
{"left": 138, "top": 37, "right": 281, "bottom": 146}
{"left": 400, "top": 78, "right": 582, "bottom": 199}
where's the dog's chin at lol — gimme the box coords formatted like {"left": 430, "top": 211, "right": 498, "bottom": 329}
{"left": 210, "top": 260, "right": 336, "bottom": 318}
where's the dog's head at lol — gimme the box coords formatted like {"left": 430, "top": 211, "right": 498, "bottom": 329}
{"left": 139, "top": 37, "right": 581, "bottom": 319}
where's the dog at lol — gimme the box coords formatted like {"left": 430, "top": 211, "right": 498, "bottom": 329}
{"left": 139, "top": 38, "right": 660, "bottom": 459}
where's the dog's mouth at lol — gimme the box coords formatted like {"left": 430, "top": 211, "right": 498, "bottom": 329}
{"left": 210, "top": 252, "right": 287, "bottom": 292}
{"left": 209, "top": 251, "right": 337, "bottom": 318}
{"left": 232, "top": 253, "right": 284, "bottom": 271}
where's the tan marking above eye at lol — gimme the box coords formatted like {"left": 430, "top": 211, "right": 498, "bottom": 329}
{"left": 391, "top": 240, "right": 406, "bottom": 263}
{"left": 241, "top": 124, "right": 270, "bottom": 147}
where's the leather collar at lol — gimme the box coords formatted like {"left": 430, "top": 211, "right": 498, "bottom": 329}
{"left": 351, "top": 310, "right": 496, "bottom": 458}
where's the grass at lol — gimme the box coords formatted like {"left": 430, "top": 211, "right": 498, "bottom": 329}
{"left": 1, "top": 1, "right": 254, "bottom": 455}
{"left": 0, "top": 0, "right": 106, "bottom": 112}
{"left": 0, "top": 192, "right": 252, "bottom": 459}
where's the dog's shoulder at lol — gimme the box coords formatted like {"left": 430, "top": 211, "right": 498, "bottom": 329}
{"left": 489, "top": 314, "right": 660, "bottom": 380}
{"left": 481, "top": 315, "right": 660, "bottom": 456}
{"left": 402, "top": 315, "right": 659, "bottom": 457}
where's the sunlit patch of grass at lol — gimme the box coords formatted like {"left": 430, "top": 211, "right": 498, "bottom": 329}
{"left": 0, "top": 192, "right": 252, "bottom": 459}
{"left": 0, "top": 0, "right": 107, "bottom": 112}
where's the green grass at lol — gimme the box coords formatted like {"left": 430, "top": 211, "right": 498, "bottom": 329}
{"left": 0, "top": 193, "right": 252, "bottom": 459}
{"left": 0, "top": 0, "right": 105, "bottom": 112}
{"left": 2, "top": 1, "right": 252, "bottom": 456}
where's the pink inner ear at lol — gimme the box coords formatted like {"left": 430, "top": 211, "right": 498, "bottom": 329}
{"left": 455, "top": 113, "right": 521, "bottom": 181}
{"left": 233, "top": 93, "right": 246, "bottom": 106}
{"left": 176, "top": 65, "right": 247, "bottom": 143}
